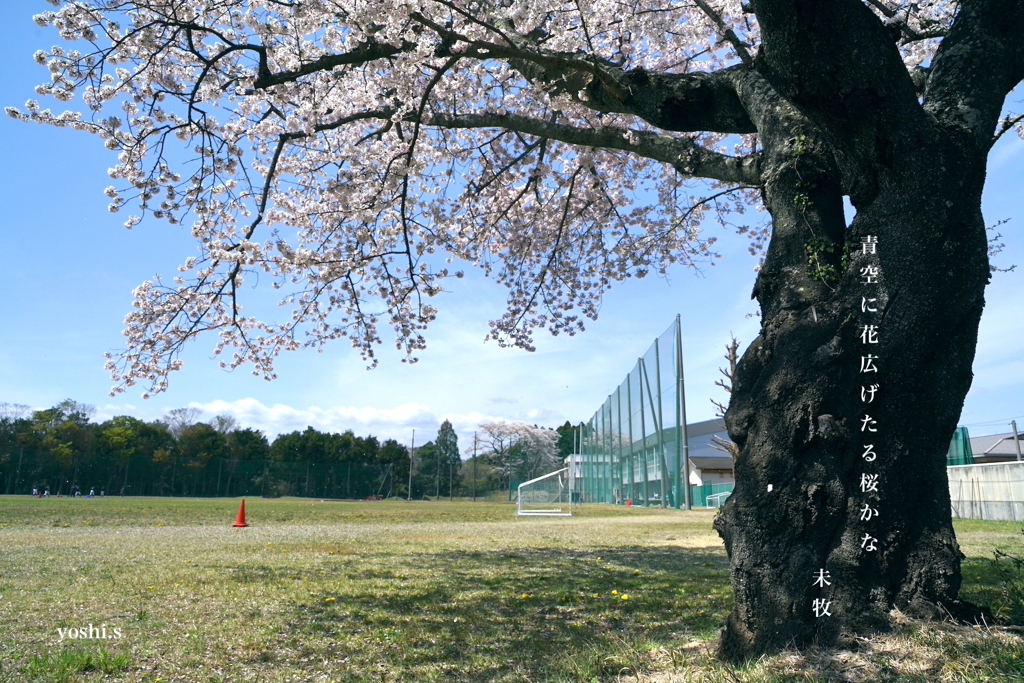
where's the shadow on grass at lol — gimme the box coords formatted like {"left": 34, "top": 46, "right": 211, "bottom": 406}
{"left": 280, "top": 545, "right": 730, "bottom": 682}
{"left": 962, "top": 552, "right": 1024, "bottom": 625}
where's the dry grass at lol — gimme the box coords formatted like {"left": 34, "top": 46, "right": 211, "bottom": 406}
{"left": 631, "top": 617, "right": 1024, "bottom": 683}
{"left": 0, "top": 497, "right": 1022, "bottom": 682}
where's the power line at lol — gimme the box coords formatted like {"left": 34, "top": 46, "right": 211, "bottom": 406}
{"left": 961, "top": 413, "right": 1024, "bottom": 428}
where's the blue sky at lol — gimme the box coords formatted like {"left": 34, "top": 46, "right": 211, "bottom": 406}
{"left": 2, "top": 1, "right": 1023, "bottom": 450}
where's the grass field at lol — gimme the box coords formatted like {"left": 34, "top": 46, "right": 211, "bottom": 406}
{"left": 1, "top": 497, "right": 1023, "bottom": 682}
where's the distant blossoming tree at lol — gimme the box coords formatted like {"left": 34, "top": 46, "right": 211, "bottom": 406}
{"left": 477, "top": 421, "right": 559, "bottom": 488}
{"left": 11, "top": 0, "right": 1024, "bottom": 660}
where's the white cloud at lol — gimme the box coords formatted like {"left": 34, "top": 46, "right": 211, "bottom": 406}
{"left": 182, "top": 397, "right": 531, "bottom": 451}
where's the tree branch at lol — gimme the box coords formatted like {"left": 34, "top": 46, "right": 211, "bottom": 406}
{"left": 256, "top": 103, "right": 759, "bottom": 185}
{"left": 409, "top": 10, "right": 756, "bottom": 134}
{"left": 694, "top": 0, "right": 754, "bottom": 67}
{"left": 242, "top": 9, "right": 756, "bottom": 137}
{"left": 425, "top": 111, "right": 761, "bottom": 185}
{"left": 577, "top": 67, "right": 757, "bottom": 135}
{"left": 925, "top": 0, "right": 1024, "bottom": 151}
{"left": 252, "top": 39, "right": 416, "bottom": 90}
{"left": 863, "top": 0, "right": 949, "bottom": 44}
{"left": 993, "top": 113, "right": 1024, "bottom": 144}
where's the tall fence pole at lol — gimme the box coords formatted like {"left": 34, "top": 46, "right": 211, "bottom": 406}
{"left": 616, "top": 385, "right": 624, "bottom": 505}
{"left": 579, "top": 422, "right": 586, "bottom": 505}
{"left": 593, "top": 415, "right": 598, "bottom": 502}
{"left": 676, "top": 314, "right": 691, "bottom": 510}
{"left": 641, "top": 355, "right": 670, "bottom": 508}
{"left": 590, "top": 416, "right": 596, "bottom": 504}
{"left": 627, "top": 373, "right": 635, "bottom": 505}
{"left": 599, "top": 402, "right": 605, "bottom": 504}
{"left": 583, "top": 420, "right": 588, "bottom": 504}
{"left": 596, "top": 407, "right": 602, "bottom": 504}
{"left": 573, "top": 425, "right": 578, "bottom": 504}
{"left": 604, "top": 399, "right": 612, "bottom": 503}
{"left": 673, "top": 317, "right": 682, "bottom": 510}
{"left": 589, "top": 416, "right": 596, "bottom": 503}
{"left": 1012, "top": 420, "right": 1023, "bottom": 462}
{"left": 654, "top": 339, "right": 668, "bottom": 508}
{"left": 609, "top": 401, "right": 615, "bottom": 503}
{"left": 638, "top": 359, "right": 649, "bottom": 505}
{"left": 582, "top": 420, "right": 588, "bottom": 504}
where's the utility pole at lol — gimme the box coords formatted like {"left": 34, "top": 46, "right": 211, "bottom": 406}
{"left": 1012, "top": 421, "right": 1022, "bottom": 462}
{"left": 407, "top": 429, "right": 415, "bottom": 501}
{"left": 449, "top": 454, "right": 454, "bottom": 501}
{"left": 13, "top": 445, "right": 25, "bottom": 495}
{"left": 472, "top": 432, "right": 477, "bottom": 502}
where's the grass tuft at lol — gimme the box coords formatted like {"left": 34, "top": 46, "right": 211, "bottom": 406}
{"left": 23, "top": 648, "right": 130, "bottom": 682}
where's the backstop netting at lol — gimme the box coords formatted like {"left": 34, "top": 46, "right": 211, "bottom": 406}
{"left": 517, "top": 467, "right": 572, "bottom": 517}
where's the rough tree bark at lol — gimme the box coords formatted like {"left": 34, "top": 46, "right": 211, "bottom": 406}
{"left": 710, "top": 0, "right": 1024, "bottom": 661}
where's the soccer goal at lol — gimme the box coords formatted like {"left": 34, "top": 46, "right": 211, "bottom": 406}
{"left": 517, "top": 467, "right": 572, "bottom": 517}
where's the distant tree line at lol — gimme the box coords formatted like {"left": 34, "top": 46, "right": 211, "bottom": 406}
{"left": 0, "top": 402, "right": 575, "bottom": 500}
{"left": 0, "top": 400, "right": 412, "bottom": 499}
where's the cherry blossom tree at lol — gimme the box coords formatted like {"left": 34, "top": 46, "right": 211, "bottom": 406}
{"left": 477, "top": 421, "right": 559, "bottom": 489}
{"left": 10, "top": 0, "right": 1024, "bottom": 660}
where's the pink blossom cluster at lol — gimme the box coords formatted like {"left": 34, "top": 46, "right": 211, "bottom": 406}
{"left": 7, "top": 1, "right": 974, "bottom": 396}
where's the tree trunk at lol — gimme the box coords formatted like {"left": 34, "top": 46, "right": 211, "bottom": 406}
{"left": 713, "top": 70, "right": 992, "bottom": 660}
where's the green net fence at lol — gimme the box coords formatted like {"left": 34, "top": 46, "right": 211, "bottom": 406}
{"left": 574, "top": 317, "right": 705, "bottom": 509}
{"left": 572, "top": 317, "right": 974, "bottom": 509}
{"left": 946, "top": 427, "right": 974, "bottom": 467}
{"left": 690, "top": 482, "right": 735, "bottom": 507}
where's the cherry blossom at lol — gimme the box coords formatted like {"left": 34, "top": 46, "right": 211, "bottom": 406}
{"left": 7, "top": 1, "right": 971, "bottom": 396}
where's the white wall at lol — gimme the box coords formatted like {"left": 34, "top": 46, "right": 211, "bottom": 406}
{"left": 948, "top": 461, "right": 1024, "bottom": 521}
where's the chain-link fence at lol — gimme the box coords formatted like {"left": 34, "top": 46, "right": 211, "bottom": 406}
{"left": 571, "top": 316, "right": 988, "bottom": 512}
{"left": 572, "top": 316, "right": 717, "bottom": 509}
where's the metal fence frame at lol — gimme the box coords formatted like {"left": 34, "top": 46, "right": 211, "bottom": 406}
{"left": 573, "top": 316, "right": 696, "bottom": 509}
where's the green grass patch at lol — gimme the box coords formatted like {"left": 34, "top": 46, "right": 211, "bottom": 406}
{"left": 22, "top": 648, "right": 130, "bottom": 682}
{"left": 958, "top": 523, "right": 1024, "bottom": 626}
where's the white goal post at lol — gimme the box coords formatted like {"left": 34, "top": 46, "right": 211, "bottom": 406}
{"left": 517, "top": 467, "right": 572, "bottom": 517}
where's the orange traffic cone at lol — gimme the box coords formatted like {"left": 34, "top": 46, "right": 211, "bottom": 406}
{"left": 232, "top": 499, "right": 249, "bottom": 527}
